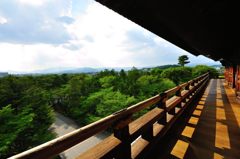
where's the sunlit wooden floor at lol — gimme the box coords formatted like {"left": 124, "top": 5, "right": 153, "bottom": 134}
{"left": 152, "top": 79, "right": 240, "bottom": 159}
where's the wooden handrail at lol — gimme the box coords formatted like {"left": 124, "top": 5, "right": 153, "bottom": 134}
{"left": 9, "top": 73, "right": 209, "bottom": 159}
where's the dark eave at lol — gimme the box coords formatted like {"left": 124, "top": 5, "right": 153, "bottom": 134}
{"left": 96, "top": 0, "right": 240, "bottom": 66}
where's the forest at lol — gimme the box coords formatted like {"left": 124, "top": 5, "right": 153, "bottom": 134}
{"left": 0, "top": 65, "right": 218, "bottom": 158}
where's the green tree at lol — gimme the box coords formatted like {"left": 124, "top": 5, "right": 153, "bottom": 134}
{"left": 137, "top": 75, "right": 175, "bottom": 99}
{"left": 0, "top": 105, "right": 34, "bottom": 158}
{"left": 150, "top": 68, "right": 163, "bottom": 76}
{"left": 125, "top": 67, "right": 142, "bottom": 96}
{"left": 161, "top": 67, "right": 192, "bottom": 85}
{"left": 17, "top": 87, "right": 55, "bottom": 151}
{"left": 178, "top": 55, "right": 190, "bottom": 66}
{"left": 99, "top": 75, "right": 116, "bottom": 88}
{"left": 192, "top": 65, "right": 218, "bottom": 78}
{"left": 80, "top": 88, "right": 136, "bottom": 124}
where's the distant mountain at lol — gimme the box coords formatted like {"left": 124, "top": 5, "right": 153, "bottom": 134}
{"left": 26, "top": 67, "right": 134, "bottom": 75}
{"left": 30, "top": 67, "right": 100, "bottom": 74}
{"left": 155, "top": 64, "right": 180, "bottom": 69}
{"left": 6, "top": 64, "right": 223, "bottom": 75}
{"left": 141, "top": 65, "right": 180, "bottom": 71}
{"left": 58, "top": 67, "right": 100, "bottom": 74}
{"left": 210, "top": 64, "right": 222, "bottom": 68}
{"left": 0, "top": 72, "right": 8, "bottom": 77}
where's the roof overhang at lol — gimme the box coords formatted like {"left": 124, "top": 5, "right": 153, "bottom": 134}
{"left": 96, "top": 0, "right": 240, "bottom": 66}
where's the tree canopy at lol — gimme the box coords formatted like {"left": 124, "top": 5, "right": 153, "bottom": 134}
{"left": 178, "top": 55, "right": 190, "bottom": 66}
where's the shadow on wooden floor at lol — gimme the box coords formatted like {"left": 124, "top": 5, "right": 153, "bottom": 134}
{"left": 149, "top": 79, "right": 240, "bottom": 159}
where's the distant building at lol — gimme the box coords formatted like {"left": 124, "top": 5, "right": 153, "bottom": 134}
{"left": 0, "top": 72, "right": 8, "bottom": 77}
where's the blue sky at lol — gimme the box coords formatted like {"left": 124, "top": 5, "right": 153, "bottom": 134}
{"left": 0, "top": 0, "right": 220, "bottom": 73}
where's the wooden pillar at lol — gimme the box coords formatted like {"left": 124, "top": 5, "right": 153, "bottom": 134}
{"left": 236, "top": 65, "right": 240, "bottom": 98}
{"left": 233, "top": 65, "right": 237, "bottom": 88}
{"left": 226, "top": 66, "right": 230, "bottom": 86}
{"left": 225, "top": 66, "right": 234, "bottom": 88}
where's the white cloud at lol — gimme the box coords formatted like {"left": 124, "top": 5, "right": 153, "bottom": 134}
{"left": 0, "top": 16, "right": 7, "bottom": 24}
{"left": 0, "top": 0, "right": 72, "bottom": 44}
{"left": 67, "top": 2, "right": 137, "bottom": 41}
{"left": 0, "top": 0, "right": 220, "bottom": 73}
{"left": 0, "top": 43, "right": 102, "bottom": 72}
{"left": 64, "top": 2, "right": 142, "bottom": 67}
{"left": 18, "top": 0, "right": 48, "bottom": 6}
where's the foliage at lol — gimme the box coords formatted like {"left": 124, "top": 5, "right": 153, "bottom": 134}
{"left": 0, "top": 105, "right": 34, "bottom": 158}
{"left": 160, "top": 67, "right": 192, "bottom": 85}
{"left": 99, "top": 75, "right": 116, "bottom": 88}
{"left": 137, "top": 75, "right": 175, "bottom": 99}
{"left": 0, "top": 77, "right": 56, "bottom": 158}
{"left": 178, "top": 55, "right": 190, "bottom": 66}
{"left": 81, "top": 88, "right": 136, "bottom": 124}
{"left": 150, "top": 68, "right": 163, "bottom": 76}
{"left": 192, "top": 65, "right": 219, "bottom": 78}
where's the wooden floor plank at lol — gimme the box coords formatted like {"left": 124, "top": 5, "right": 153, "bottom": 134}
{"left": 152, "top": 79, "right": 240, "bottom": 159}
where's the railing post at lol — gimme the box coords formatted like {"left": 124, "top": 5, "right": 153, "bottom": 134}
{"left": 113, "top": 115, "right": 132, "bottom": 159}
{"left": 185, "top": 82, "right": 190, "bottom": 90}
{"left": 157, "top": 93, "right": 167, "bottom": 125}
{"left": 142, "top": 125, "right": 154, "bottom": 141}
{"left": 182, "top": 83, "right": 190, "bottom": 104}
{"left": 207, "top": 72, "right": 210, "bottom": 81}
{"left": 191, "top": 79, "right": 195, "bottom": 87}
{"left": 196, "top": 77, "right": 200, "bottom": 83}
{"left": 191, "top": 79, "right": 196, "bottom": 95}
{"left": 175, "top": 87, "right": 182, "bottom": 109}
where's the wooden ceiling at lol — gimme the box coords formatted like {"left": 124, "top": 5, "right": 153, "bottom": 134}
{"left": 96, "top": 0, "right": 240, "bottom": 66}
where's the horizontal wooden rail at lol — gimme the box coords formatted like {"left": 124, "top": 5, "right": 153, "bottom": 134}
{"left": 9, "top": 73, "right": 209, "bottom": 159}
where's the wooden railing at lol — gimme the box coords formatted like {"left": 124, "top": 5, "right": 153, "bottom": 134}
{"left": 9, "top": 73, "right": 209, "bottom": 159}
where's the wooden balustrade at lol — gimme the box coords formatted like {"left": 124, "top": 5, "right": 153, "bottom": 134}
{"left": 9, "top": 73, "right": 209, "bottom": 159}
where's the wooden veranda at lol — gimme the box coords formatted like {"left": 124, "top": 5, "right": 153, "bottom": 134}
{"left": 149, "top": 79, "right": 240, "bottom": 159}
